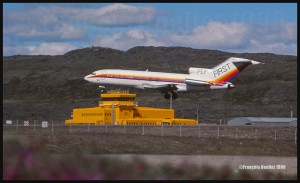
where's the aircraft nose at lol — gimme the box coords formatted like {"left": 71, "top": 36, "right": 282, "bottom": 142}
{"left": 84, "top": 75, "right": 90, "bottom": 81}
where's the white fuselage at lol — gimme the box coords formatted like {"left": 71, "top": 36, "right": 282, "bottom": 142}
{"left": 84, "top": 69, "right": 212, "bottom": 92}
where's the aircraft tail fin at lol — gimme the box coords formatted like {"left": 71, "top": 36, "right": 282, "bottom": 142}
{"left": 210, "top": 57, "right": 262, "bottom": 83}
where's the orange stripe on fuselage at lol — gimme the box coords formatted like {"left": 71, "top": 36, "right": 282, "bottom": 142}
{"left": 90, "top": 74, "right": 185, "bottom": 83}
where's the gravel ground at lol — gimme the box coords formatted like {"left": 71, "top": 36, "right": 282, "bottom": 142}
{"left": 3, "top": 125, "right": 297, "bottom": 157}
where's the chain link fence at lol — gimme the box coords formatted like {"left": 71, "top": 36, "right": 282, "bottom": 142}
{"left": 3, "top": 119, "right": 297, "bottom": 144}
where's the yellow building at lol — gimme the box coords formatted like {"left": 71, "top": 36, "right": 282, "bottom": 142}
{"left": 65, "top": 90, "right": 197, "bottom": 125}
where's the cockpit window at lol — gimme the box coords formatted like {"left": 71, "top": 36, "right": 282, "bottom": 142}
{"left": 92, "top": 72, "right": 96, "bottom": 75}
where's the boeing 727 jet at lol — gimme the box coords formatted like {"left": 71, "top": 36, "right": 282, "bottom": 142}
{"left": 84, "top": 57, "right": 262, "bottom": 99}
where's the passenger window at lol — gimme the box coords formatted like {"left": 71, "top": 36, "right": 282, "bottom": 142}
{"left": 92, "top": 72, "right": 96, "bottom": 75}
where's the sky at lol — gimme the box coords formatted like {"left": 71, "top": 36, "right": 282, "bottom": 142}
{"left": 3, "top": 3, "right": 297, "bottom": 56}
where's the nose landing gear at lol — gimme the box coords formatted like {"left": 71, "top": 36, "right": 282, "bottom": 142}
{"left": 99, "top": 86, "right": 106, "bottom": 93}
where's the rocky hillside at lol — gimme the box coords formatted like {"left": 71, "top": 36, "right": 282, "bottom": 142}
{"left": 3, "top": 46, "right": 297, "bottom": 122}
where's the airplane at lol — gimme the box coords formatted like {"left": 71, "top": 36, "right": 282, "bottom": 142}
{"left": 84, "top": 57, "right": 263, "bottom": 99}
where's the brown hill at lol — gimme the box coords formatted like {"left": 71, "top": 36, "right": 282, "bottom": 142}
{"left": 3, "top": 46, "right": 297, "bottom": 122}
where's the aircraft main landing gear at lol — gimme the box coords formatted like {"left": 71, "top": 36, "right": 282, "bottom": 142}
{"left": 171, "top": 91, "right": 178, "bottom": 99}
{"left": 164, "top": 93, "right": 171, "bottom": 99}
{"left": 164, "top": 91, "right": 178, "bottom": 100}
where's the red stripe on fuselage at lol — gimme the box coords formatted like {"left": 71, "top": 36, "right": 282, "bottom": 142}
{"left": 89, "top": 74, "right": 185, "bottom": 83}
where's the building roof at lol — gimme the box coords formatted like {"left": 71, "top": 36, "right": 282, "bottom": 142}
{"left": 229, "top": 117, "right": 297, "bottom": 123}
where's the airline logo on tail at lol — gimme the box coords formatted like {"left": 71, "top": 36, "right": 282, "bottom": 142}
{"left": 213, "top": 63, "right": 231, "bottom": 78}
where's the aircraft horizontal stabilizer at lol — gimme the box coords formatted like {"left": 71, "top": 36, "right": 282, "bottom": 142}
{"left": 250, "top": 60, "right": 263, "bottom": 65}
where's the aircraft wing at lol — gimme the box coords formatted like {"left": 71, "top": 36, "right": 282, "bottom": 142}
{"left": 142, "top": 83, "right": 178, "bottom": 90}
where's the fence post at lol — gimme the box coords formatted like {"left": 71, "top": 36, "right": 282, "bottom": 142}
{"left": 197, "top": 108, "right": 199, "bottom": 123}
{"left": 51, "top": 121, "right": 54, "bottom": 132}
{"left": 124, "top": 124, "right": 126, "bottom": 134}
{"left": 34, "top": 120, "right": 36, "bottom": 133}
{"left": 180, "top": 125, "right": 181, "bottom": 138}
{"left": 106, "top": 122, "right": 107, "bottom": 133}
{"left": 69, "top": 124, "right": 71, "bottom": 133}
{"left": 255, "top": 129, "right": 257, "bottom": 143}
{"left": 198, "top": 124, "right": 201, "bottom": 138}
{"left": 295, "top": 129, "right": 297, "bottom": 145}
{"left": 161, "top": 123, "right": 164, "bottom": 136}
{"left": 235, "top": 128, "right": 238, "bottom": 140}
{"left": 16, "top": 119, "right": 19, "bottom": 133}
{"left": 142, "top": 123, "right": 144, "bottom": 135}
{"left": 274, "top": 129, "right": 277, "bottom": 142}
{"left": 88, "top": 123, "right": 90, "bottom": 132}
{"left": 217, "top": 126, "right": 219, "bottom": 139}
